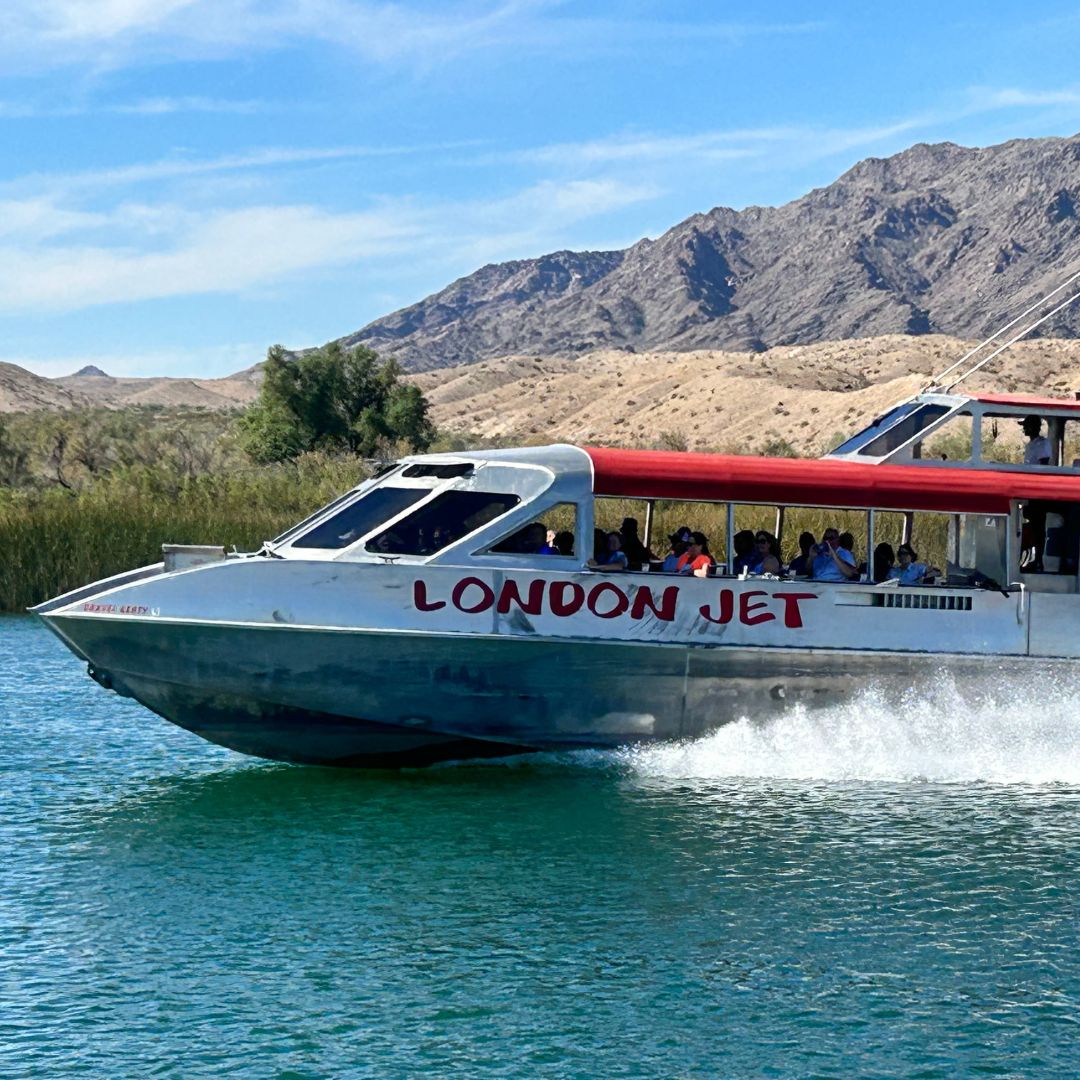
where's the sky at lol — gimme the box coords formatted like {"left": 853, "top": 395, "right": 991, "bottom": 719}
{"left": 5, "top": 1, "right": 1080, "bottom": 379}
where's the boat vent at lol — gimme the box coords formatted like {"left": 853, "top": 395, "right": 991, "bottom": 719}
{"left": 872, "top": 592, "right": 972, "bottom": 611}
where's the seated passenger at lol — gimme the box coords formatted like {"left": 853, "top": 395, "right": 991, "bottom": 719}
{"left": 888, "top": 544, "right": 936, "bottom": 585}
{"left": 1021, "top": 415, "right": 1052, "bottom": 466}
{"left": 517, "top": 521, "right": 554, "bottom": 554}
{"left": 810, "top": 528, "right": 859, "bottom": 581}
{"left": 676, "top": 532, "right": 714, "bottom": 578}
{"left": 747, "top": 531, "right": 782, "bottom": 576}
{"left": 619, "top": 517, "right": 654, "bottom": 571}
{"left": 589, "top": 531, "right": 628, "bottom": 572}
{"left": 662, "top": 529, "right": 690, "bottom": 573}
{"left": 787, "top": 531, "right": 815, "bottom": 577}
{"left": 731, "top": 530, "right": 755, "bottom": 574}
{"left": 593, "top": 528, "right": 607, "bottom": 562}
{"left": 872, "top": 542, "right": 896, "bottom": 583}
{"left": 553, "top": 530, "right": 575, "bottom": 556}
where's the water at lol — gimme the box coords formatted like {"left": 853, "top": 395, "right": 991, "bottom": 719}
{"left": 3, "top": 615, "right": 1079, "bottom": 1078}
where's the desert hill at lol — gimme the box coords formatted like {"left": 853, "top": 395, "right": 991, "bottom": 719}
{"left": 345, "top": 133, "right": 1080, "bottom": 371}
{"left": 4, "top": 336, "right": 1080, "bottom": 456}
{"left": 411, "top": 335, "right": 1080, "bottom": 454}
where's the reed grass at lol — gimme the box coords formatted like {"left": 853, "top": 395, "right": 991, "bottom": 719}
{"left": 0, "top": 453, "right": 368, "bottom": 612}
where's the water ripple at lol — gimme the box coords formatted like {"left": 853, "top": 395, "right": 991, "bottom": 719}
{"left": 2, "top": 616, "right": 1079, "bottom": 1078}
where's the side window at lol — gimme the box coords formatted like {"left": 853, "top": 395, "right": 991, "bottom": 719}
{"left": 948, "top": 513, "right": 1007, "bottom": 584}
{"left": 490, "top": 503, "right": 577, "bottom": 556}
{"left": 366, "top": 490, "right": 520, "bottom": 556}
{"left": 292, "top": 487, "right": 428, "bottom": 549}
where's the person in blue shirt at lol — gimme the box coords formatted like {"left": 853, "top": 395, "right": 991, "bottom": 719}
{"left": 810, "top": 528, "right": 860, "bottom": 581}
{"left": 590, "top": 531, "right": 629, "bottom": 572}
{"left": 887, "top": 544, "right": 935, "bottom": 585}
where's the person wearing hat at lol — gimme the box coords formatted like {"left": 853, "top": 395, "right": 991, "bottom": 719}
{"left": 662, "top": 528, "right": 691, "bottom": 573}
{"left": 887, "top": 543, "right": 935, "bottom": 585}
{"left": 675, "top": 532, "right": 715, "bottom": 578}
{"left": 1021, "top": 415, "right": 1052, "bottom": 466}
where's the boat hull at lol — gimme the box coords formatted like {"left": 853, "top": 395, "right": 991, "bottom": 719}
{"left": 40, "top": 612, "right": 1031, "bottom": 767}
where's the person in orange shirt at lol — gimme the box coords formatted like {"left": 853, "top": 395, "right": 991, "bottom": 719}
{"left": 675, "top": 532, "right": 714, "bottom": 578}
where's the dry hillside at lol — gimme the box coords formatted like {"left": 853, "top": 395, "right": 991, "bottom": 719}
{"left": 5, "top": 335, "right": 1080, "bottom": 458}
{"left": 413, "top": 334, "right": 1080, "bottom": 454}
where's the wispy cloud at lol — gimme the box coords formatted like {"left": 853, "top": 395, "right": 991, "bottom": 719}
{"left": 0, "top": 95, "right": 265, "bottom": 118}
{"left": 1, "top": 141, "right": 483, "bottom": 198}
{"left": 0, "top": 1, "right": 824, "bottom": 74}
{"left": 0, "top": 170, "right": 654, "bottom": 315}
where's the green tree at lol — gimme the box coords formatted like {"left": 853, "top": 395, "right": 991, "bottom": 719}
{"left": 237, "top": 342, "right": 435, "bottom": 463}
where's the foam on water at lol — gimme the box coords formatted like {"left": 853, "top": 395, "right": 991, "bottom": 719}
{"left": 617, "top": 678, "right": 1080, "bottom": 785}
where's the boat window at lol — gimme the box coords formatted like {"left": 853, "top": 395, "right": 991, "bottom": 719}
{"left": 291, "top": 487, "right": 428, "bottom": 549}
{"left": 830, "top": 403, "right": 950, "bottom": 457}
{"left": 489, "top": 503, "right": 576, "bottom": 556}
{"left": 947, "top": 514, "right": 1007, "bottom": 586}
{"left": 401, "top": 462, "right": 474, "bottom": 479}
{"left": 271, "top": 488, "right": 363, "bottom": 546}
{"left": 366, "top": 490, "right": 520, "bottom": 556}
{"left": 915, "top": 412, "right": 974, "bottom": 462}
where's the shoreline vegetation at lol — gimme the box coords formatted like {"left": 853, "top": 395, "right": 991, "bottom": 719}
{"left": 0, "top": 343, "right": 436, "bottom": 612}
{"left": 3, "top": 339, "right": 982, "bottom": 613}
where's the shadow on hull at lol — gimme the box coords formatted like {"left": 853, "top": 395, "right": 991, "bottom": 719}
{"left": 120, "top": 675, "right": 537, "bottom": 768}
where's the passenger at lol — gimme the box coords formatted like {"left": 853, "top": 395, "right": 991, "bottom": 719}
{"left": 1021, "top": 415, "right": 1052, "bottom": 465}
{"left": 676, "top": 531, "right": 715, "bottom": 578}
{"left": 554, "top": 530, "right": 575, "bottom": 556}
{"left": 838, "top": 531, "right": 866, "bottom": 576}
{"left": 620, "top": 517, "right": 653, "bottom": 572}
{"left": 662, "top": 529, "right": 690, "bottom": 573}
{"left": 731, "top": 530, "right": 756, "bottom": 574}
{"left": 519, "top": 521, "right": 552, "bottom": 554}
{"left": 787, "top": 531, "right": 816, "bottom": 577}
{"left": 888, "top": 544, "right": 937, "bottom": 585}
{"left": 593, "top": 528, "right": 607, "bottom": 562}
{"left": 748, "top": 531, "right": 782, "bottom": 575}
{"left": 872, "top": 542, "right": 896, "bottom": 583}
{"left": 589, "top": 531, "right": 628, "bottom": 571}
{"left": 809, "top": 528, "right": 859, "bottom": 581}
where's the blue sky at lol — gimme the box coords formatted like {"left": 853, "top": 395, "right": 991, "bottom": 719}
{"left": 5, "top": 1, "right": 1080, "bottom": 379}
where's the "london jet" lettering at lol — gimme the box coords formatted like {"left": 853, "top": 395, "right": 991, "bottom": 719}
{"left": 413, "top": 578, "right": 817, "bottom": 628}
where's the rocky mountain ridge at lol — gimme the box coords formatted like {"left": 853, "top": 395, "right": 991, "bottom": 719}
{"left": 343, "top": 133, "right": 1080, "bottom": 370}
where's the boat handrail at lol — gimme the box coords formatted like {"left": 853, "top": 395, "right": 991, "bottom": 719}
{"left": 925, "top": 265, "right": 1080, "bottom": 392}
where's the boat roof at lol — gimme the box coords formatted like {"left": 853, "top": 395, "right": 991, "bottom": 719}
{"left": 967, "top": 392, "right": 1080, "bottom": 413}
{"left": 585, "top": 446, "right": 1080, "bottom": 514}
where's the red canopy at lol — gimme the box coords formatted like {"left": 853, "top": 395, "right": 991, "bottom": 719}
{"left": 585, "top": 447, "right": 1080, "bottom": 514}
{"left": 970, "top": 393, "right": 1080, "bottom": 413}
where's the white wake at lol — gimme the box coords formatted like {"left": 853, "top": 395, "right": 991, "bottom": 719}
{"left": 616, "top": 680, "right": 1080, "bottom": 785}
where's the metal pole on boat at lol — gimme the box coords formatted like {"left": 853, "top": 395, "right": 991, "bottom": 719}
{"left": 726, "top": 502, "right": 735, "bottom": 575}
{"left": 643, "top": 500, "right": 655, "bottom": 556}
{"left": 867, "top": 509, "right": 875, "bottom": 582}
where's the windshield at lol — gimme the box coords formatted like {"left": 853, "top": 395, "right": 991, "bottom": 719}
{"left": 366, "top": 490, "right": 520, "bottom": 556}
{"left": 831, "top": 403, "right": 950, "bottom": 457}
{"left": 291, "top": 487, "right": 429, "bottom": 549}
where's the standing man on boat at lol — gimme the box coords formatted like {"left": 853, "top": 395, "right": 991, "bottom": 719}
{"left": 1022, "top": 415, "right": 1052, "bottom": 465}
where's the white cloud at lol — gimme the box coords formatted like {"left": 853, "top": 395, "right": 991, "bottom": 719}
{"left": 0, "top": 1, "right": 823, "bottom": 74}
{"left": 0, "top": 171, "right": 655, "bottom": 315}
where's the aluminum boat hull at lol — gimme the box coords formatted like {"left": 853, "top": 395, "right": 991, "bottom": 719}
{"left": 40, "top": 610, "right": 1033, "bottom": 767}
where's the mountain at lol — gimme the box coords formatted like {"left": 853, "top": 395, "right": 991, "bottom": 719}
{"left": 72, "top": 365, "right": 109, "bottom": 377}
{"left": 0, "top": 362, "right": 85, "bottom": 412}
{"left": 344, "top": 133, "right": 1080, "bottom": 370}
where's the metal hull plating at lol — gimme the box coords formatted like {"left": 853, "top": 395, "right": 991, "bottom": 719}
{"left": 41, "top": 608, "right": 1037, "bottom": 767}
